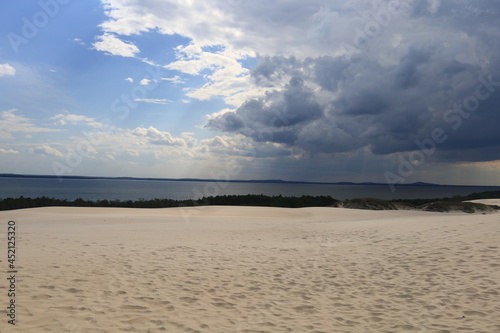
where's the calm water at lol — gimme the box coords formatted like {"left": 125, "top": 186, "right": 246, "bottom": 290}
{"left": 1, "top": 177, "right": 499, "bottom": 201}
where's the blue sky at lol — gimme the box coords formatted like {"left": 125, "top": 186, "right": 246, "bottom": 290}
{"left": 1, "top": 0, "right": 500, "bottom": 185}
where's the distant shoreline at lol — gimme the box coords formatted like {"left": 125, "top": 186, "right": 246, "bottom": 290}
{"left": 0, "top": 173, "right": 491, "bottom": 188}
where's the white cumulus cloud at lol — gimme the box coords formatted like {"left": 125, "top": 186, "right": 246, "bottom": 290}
{"left": 93, "top": 33, "right": 139, "bottom": 57}
{"left": 0, "top": 64, "right": 16, "bottom": 77}
{"left": 126, "top": 149, "right": 139, "bottom": 156}
{"left": 139, "top": 78, "right": 153, "bottom": 85}
{"left": 31, "top": 145, "right": 64, "bottom": 158}
{"left": 51, "top": 113, "right": 103, "bottom": 128}
{"left": 132, "top": 126, "right": 186, "bottom": 146}
{"left": 0, "top": 109, "right": 61, "bottom": 139}
{"left": 133, "top": 98, "right": 171, "bottom": 105}
{"left": 0, "top": 148, "right": 19, "bottom": 154}
{"left": 161, "top": 75, "right": 184, "bottom": 85}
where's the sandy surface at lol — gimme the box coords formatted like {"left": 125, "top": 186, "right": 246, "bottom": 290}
{"left": 0, "top": 206, "right": 499, "bottom": 332}
{"left": 468, "top": 199, "right": 500, "bottom": 206}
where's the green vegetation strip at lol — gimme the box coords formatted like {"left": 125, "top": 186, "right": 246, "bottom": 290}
{"left": 0, "top": 191, "right": 499, "bottom": 213}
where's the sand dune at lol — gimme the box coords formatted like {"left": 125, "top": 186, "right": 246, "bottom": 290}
{"left": 467, "top": 198, "right": 500, "bottom": 206}
{"left": 1, "top": 206, "right": 499, "bottom": 332}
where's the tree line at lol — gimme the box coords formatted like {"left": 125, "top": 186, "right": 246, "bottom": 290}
{"left": 1, "top": 191, "right": 499, "bottom": 212}
{"left": 0, "top": 194, "right": 339, "bottom": 211}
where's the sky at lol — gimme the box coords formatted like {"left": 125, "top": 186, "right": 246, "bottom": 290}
{"left": 1, "top": 0, "right": 500, "bottom": 186}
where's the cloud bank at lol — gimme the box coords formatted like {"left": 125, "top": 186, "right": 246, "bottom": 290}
{"left": 88, "top": 0, "right": 500, "bottom": 182}
{"left": 3, "top": 0, "right": 499, "bottom": 184}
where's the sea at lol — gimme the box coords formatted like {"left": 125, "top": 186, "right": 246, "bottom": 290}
{"left": 1, "top": 176, "right": 499, "bottom": 201}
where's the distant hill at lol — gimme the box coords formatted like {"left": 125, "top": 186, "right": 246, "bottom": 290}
{"left": 0, "top": 173, "right": 443, "bottom": 186}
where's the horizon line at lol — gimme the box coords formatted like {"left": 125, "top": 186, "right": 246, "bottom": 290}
{"left": 1, "top": 172, "right": 497, "bottom": 188}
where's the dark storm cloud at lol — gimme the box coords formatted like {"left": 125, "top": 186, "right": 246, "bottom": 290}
{"left": 251, "top": 56, "right": 300, "bottom": 87}
{"left": 207, "top": 1, "right": 500, "bottom": 163}
{"left": 394, "top": 47, "right": 432, "bottom": 89}
{"left": 208, "top": 77, "right": 323, "bottom": 144}
{"left": 411, "top": 0, "right": 499, "bottom": 21}
{"left": 309, "top": 55, "right": 354, "bottom": 93}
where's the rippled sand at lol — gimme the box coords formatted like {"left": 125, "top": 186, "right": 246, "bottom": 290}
{"left": 1, "top": 206, "right": 499, "bottom": 332}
